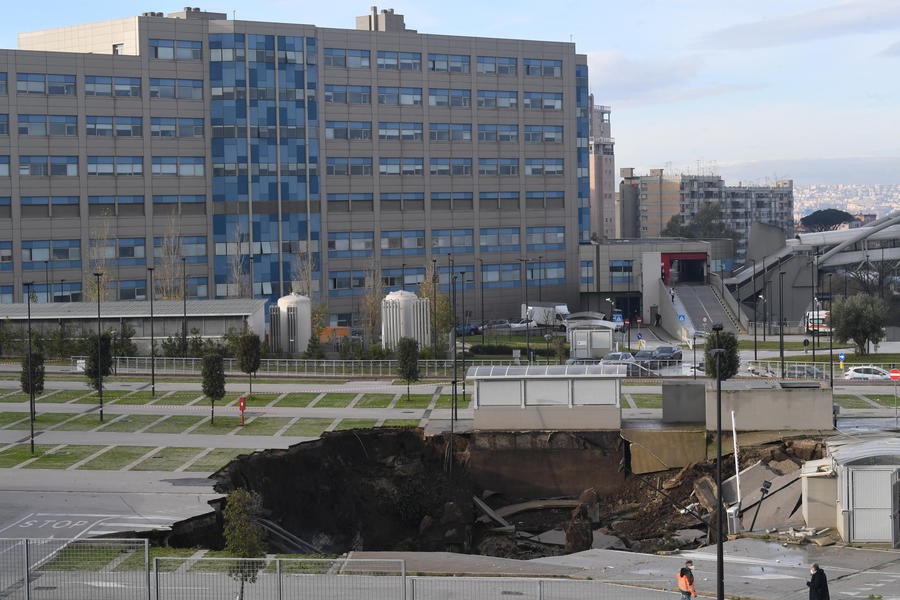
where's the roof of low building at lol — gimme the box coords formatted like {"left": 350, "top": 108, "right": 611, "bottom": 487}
{"left": 0, "top": 299, "right": 268, "bottom": 320}
{"left": 827, "top": 434, "right": 900, "bottom": 465}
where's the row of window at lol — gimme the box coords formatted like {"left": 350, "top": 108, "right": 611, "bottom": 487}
{"left": 0, "top": 73, "right": 203, "bottom": 98}
{"left": 323, "top": 85, "right": 562, "bottom": 109}
{"left": 0, "top": 156, "right": 204, "bottom": 177}
{"left": 322, "top": 190, "right": 563, "bottom": 212}
{"left": 149, "top": 39, "right": 203, "bottom": 60}
{"left": 324, "top": 156, "right": 563, "bottom": 176}
{"left": 5, "top": 236, "right": 208, "bottom": 267}
{"left": 0, "top": 277, "right": 210, "bottom": 303}
{"left": 1, "top": 115, "right": 203, "bottom": 138}
{"left": 323, "top": 50, "right": 562, "bottom": 77}
{"left": 325, "top": 121, "right": 562, "bottom": 143}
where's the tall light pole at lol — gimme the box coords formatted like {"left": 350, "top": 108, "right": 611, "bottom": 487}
{"left": 93, "top": 272, "right": 104, "bottom": 422}
{"left": 761, "top": 258, "right": 767, "bottom": 341}
{"left": 450, "top": 270, "right": 458, "bottom": 423}
{"left": 520, "top": 258, "right": 530, "bottom": 362}
{"left": 43, "top": 261, "right": 49, "bottom": 303}
{"left": 431, "top": 258, "right": 437, "bottom": 352}
{"left": 828, "top": 273, "right": 834, "bottom": 388}
{"left": 401, "top": 262, "right": 406, "bottom": 292}
{"left": 147, "top": 266, "right": 156, "bottom": 399}
{"left": 25, "top": 281, "right": 35, "bottom": 453}
{"left": 537, "top": 255, "right": 543, "bottom": 304}
{"left": 181, "top": 257, "right": 187, "bottom": 357}
{"left": 709, "top": 323, "right": 726, "bottom": 600}
{"left": 460, "top": 269, "right": 466, "bottom": 404}
{"left": 479, "top": 258, "right": 485, "bottom": 345}
{"left": 809, "top": 255, "right": 816, "bottom": 365}
{"left": 779, "top": 270, "right": 786, "bottom": 378}
{"left": 750, "top": 259, "right": 758, "bottom": 360}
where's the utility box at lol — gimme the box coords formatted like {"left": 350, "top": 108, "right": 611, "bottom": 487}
{"left": 570, "top": 329, "right": 614, "bottom": 359}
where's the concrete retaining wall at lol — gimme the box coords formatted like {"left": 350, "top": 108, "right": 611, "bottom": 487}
{"left": 705, "top": 387, "right": 833, "bottom": 431}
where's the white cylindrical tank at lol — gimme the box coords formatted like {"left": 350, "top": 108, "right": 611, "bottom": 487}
{"left": 276, "top": 293, "right": 311, "bottom": 355}
{"left": 381, "top": 290, "right": 431, "bottom": 350}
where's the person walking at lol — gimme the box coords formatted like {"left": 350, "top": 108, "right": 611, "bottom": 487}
{"left": 677, "top": 560, "right": 697, "bottom": 600}
{"left": 807, "top": 563, "right": 830, "bottom": 600}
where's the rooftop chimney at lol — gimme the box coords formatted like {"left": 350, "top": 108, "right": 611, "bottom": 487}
{"left": 355, "top": 6, "right": 413, "bottom": 32}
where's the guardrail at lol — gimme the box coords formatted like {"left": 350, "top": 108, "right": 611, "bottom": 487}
{"left": 747, "top": 359, "right": 900, "bottom": 380}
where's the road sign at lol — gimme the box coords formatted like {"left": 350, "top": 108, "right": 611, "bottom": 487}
{"left": 613, "top": 314, "right": 623, "bottom": 323}
{"left": 239, "top": 396, "right": 246, "bottom": 426}
{"left": 891, "top": 369, "right": 900, "bottom": 381}
{"left": 636, "top": 332, "right": 643, "bottom": 340}
{"left": 678, "top": 314, "right": 686, "bottom": 322}
{"left": 702, "top": 316, "right": 708, "bottom": 324}
{"left": 624, "top": 319, "right": 630, "bottom": 326}
{"left": 838, "top": 352, "right": 846, "bottom": 361}
{"left": 636, "top": 317, "right": 643, "bottom": 325}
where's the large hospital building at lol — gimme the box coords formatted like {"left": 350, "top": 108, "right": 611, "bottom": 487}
{"left": 0, "top": 7, "right": 594, "bottom": 325}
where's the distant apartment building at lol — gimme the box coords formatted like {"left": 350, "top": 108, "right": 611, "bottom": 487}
{"left": 589, "top": 102, "right": 615, "bottom": 239}
{"left": 619, "top": 168, "right": 793, "bottom": 265}
{"left": 0, "top": 6, "right": 592, "bottom": 325}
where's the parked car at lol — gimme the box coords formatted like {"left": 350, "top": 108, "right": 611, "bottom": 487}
{"left": 600, "top": 352, "right": 635, "bottom": 364}
{"left": 565, "top": 358, "right": 602, "bottom": 366}
{"left": 508, "top": 319, "right": 538, "bottom": 330}
{"left": 454, "top": 323, "right": 481, "bottom": 336}
{"left": 652, "top": 346, "right": 683, "bottom": 363}
{"left": 843, "top": 365, "right": 891, "bottom": 380}
{"left": 784, "top": 364, "right": 826, "bottom": 379}
{"left": 482, "top": 319, "right": 510, "bottom": 329}
{"left": 632, "top": 350, "right": 657, "bottom": 369}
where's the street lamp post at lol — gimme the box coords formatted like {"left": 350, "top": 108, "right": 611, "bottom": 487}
{"left": 431, "top": 258, "right": 437, "bottom": 352}
{"left": 537, "top": 255, "right": 543, "bottom": 304}
{"left": 479, "top": 258, "right": 485, "bottom": 345}
{"left": 828, "top": 273, "right": 834, "bottom": 388}
{"left": 43, "top": 261, "right": 49, "bottom": 303}
{"left": 779, "top": 270, "right": 786, "bottom": 378}
{"left": 810, "top": 256, "right": 816, "bottom": 365}
{"left": 459, "top": 269, "right": 467, "bottom": 404}
{"left": 25, "top": 282, "right": 35, "bottom": 453}
{"left": 148, "top": 266, "right": 156, "bottom": 399}
{"left": 450, "top": 271, "right": 458, "bottom": 422}
{"left": 709, "top": 323, "right": 726, "bottom": 600}
{"left": 750, "top": 259, "right": 757, "bottom": 360}
{"left": 181, "top": 257, "right": 188, "bottom": 357}
{"left": 93, "top": 272, "right": 104, "bottom": 422}
{"left": 520, "top": 258, "right": 530, "bottom": 362}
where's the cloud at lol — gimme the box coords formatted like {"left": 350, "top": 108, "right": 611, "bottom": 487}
{"left": 586, "top": 50, "right": 758, "bottom": 107}
{"left": 700, "top": 0, "right": 900, "bottom": 49}
{"left": 880, "top": 40, "right": 900, "bottom": 55}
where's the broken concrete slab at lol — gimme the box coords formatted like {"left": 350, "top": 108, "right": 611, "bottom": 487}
{"left": 621, "top": 428, "right": 706, "bottom": 474}
{"left": 740, "top": 470, "right": 800, "bottom": 511}
{"left": 722, "top": 460, "right": 781, "bottom": 505}
{"left": 592, "top": 531, "right": 626, "bottom": 550}
{"left": 767, "top": 458, "right": 800, "bottom": 476}
{"left": 693, "top": 475, "right": 719, "bottom": 513}
{"left": 473, "top": 495, "right": 511, "bottom": 527}
{"left": 493, "top": 499, "right": 581, "bottom": 519}
{"left": 672, "top": 528, "right": 706, "bottom": 545}
{"left": 532, "top": 528, "right": 566, "bottom": 546}
{"left": 740, "top": 481, "right": 803, "bottom": 532}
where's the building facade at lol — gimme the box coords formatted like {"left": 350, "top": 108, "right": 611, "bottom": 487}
{"left": 619, "top": 168, "right": 793, "bottom": 265}
{"left": 588, "top": 102, "right": 615, "bottom": 240}
{"left": 0, "top": 7, "right": 591, "bottom": 327}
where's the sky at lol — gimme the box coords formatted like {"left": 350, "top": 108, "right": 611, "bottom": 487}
{"left": 3, "top": 0, "right": 900, "bottom": 185}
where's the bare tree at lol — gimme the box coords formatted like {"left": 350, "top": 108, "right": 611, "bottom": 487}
{"left": 360, "top": 256, "right": 383, "bottom": 346}
{"left": 227, "top": 226, "right": 252, "bottom": 298}
{"left": 418, "top": 262, "right": 452, "bottom": 355}
{"left": 86, "top": 213, "right": 115, "bottom": 301}
{"left": 291, "top": 247, "right": 316, "bottom": 298}
{"left": 155, "top": 215, "right": 183, "bottom": 300}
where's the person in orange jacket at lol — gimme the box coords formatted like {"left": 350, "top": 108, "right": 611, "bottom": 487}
{"left": 678, "top": 560, "right": 697, "bottom": 599}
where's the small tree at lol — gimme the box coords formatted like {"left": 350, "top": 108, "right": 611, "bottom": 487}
{"left": 21, "top": 352, "right": 45, "bottom": 397}
{"left": 235, "top": 330, "right": 262, "bottom": 401}
{"left": 800, "top": 208, "right": 855, "bottom": 232}
{"left": 704, "top": 329, "right": 739, "bottom": 380}
{"left": 223, "top": 488, "right": 266, "bottom": 600}
{"left": 84, "top": 332, "right": 113, "bottom": 391}
{"left": 830, "top": 293, "right": 888, "bottom": 355}
{"left": 111, "top": 324, "right": 138, "bottom": 359}
{"left": 201, "top": 350, "right": 226, "bottom": 425}
{"left": 396, "top": 337, "right": 420, "bottom": 404}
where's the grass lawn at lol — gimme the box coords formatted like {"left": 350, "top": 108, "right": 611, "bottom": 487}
{"left": 196, "top": 395, "right": 239, "bottom": 408}
{"left": 235, "top": 417, "right": 292, "bottom": 436}
{"left": 37, "top": 390, "right": 90, "bottom": 403}
{"left": 144, "top": 415, "right": 204, "bottom": 434}
{"left": 54, "top": 414, "right": 106, "bottom": 431}
{"left": 380, "top": 419, "right": 420, "bottom": 427}
{"left": 97, "top": 414, "right": 163, "bottom": 433}
{"left": 73, "top": 392, "right": 132, "bottom": 404}
{"left": 282, "top": 418, "right": 333, "bottom": 437}
{"left": 189, "top": 550, "right": 266, "bottom": 573}
{"left": 0, "top": 444, "right": 56, "bottom": 467}
{"left": 313, "top": 393, "right": 358, "bottom": 408}
{"left": 22, "top": 444, "right": 106, "bottom": 469}
{"left": 833, "top": 395, "right": 875, "bottom": 409}
{"left": 786, "top": 352, "right": 900, "bottom": 364}
{"left": 394, "top": 394, "right": 433, "bottom": 409}
{"left": 354, "top": 393, "right": 396, "bottom": 408}
{"left": 865, "top": 394, "right": 900, "bottom": 407}
{"left": 115, "top": 547, "right": 199, "bottom": 571}
{"left": 631, "top": 393, "right": 663, "bottom": 408}
{"left": 155, "top": 392, "right": 202, "bottom": 405}
{"left": 13, "top": 412, "right": 80, "bottom": 429}
{"left": 42, "top": 543, "right": 129, "bottom": 571}
{"left": 113, "top": 391, "right": 159, "bottom": 405}
{"left": 275, "top": 393, "right": 320, "bottom": 407}
{"left": 434, "top": 394, "right": 471, "bottom": 409}
{"left": 0, "top": 412, "right": 29, "bottom": 427}
{"left": 738, "top": 340, "right": 825, "bottom": 351}
{"left": 0, "top": 393, "right": 29, "bottom": 403}
{"left": 334, "top": 418, "right": 377, "bottom": 431}
{"left": 130, "top": 447, "right": 205, "bottom": 471}
{"left": 241, "top": 393, "right": 281, "bottom": 407}
{"left": 78, "top": 446, "right": 156, "bottom": 471}
{"left": 183, "top": 448, "right": 246, "bottom": 473}
{"left": 189, "top": 416, "right": 242, "bottom": 436}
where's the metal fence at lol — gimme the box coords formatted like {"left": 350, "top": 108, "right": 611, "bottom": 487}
{"left": 0, "top": 538, "right": 149, "bottom": 600}
{"left": 746, "top": 359, "right": 900, "bottom": 380}
{"left": 71, "top": 356, "right": 518, "bottom": 378}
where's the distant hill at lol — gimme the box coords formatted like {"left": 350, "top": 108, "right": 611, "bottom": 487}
{"left": 716, "top": 157, "right": 900, "bottom": 186}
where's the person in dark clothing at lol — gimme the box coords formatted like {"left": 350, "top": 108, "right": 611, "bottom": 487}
{"left": 807, "top": 563, "right": 830, "bottom": 600}
{"left": 677, "top": 560, "right": 696, "bottom": 599}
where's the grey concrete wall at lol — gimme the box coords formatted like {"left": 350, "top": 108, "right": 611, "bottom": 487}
{"left": 662, "top": 381, "right": 706, "bottom": 423}
{"left": 802, "top": 475, "right": 837, "bottom": 529}
{"left": 705, "top": 386, "right": 833, "bottom": 431}
{"left": 474, "top": 405, "right": 621, "bottom": 430}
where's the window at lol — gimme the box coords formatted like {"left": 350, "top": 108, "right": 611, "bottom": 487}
{"left": 325, "top": 121, "right": 372, "bottom": 140}
{"left": 328, "top": 270, "right": 368, "bottom": 296}
{"left": 18, "top": 115, "right": 47, "bottom": 135}
{"left": 477, "top": 90, "right": 517, "bottom": 108}
{"left": 22, "top": 239, "right": 80, "bottom": 269}
{"left": 0, "top": 240, "right": 11, "bottom": 269}
{"left": 431, "top": 192, "right": 472, "bottom": 211}
{"left": 116, "top": 116, "right": 143, "bottom": 136}
{"left": 21, "top": 197, "right": 49, "bottom": 218}
{"left": 525, "top": 125, "right": 563, "bottom": 143}
{"left": 0, "top": 114, "right": 5, "bottom": 135}
{"left": 325, "top": 193, "right": 373, "bottom": 212}
{"left": 177, "top": 117, "right": 203, "bottom": 137}
{"left": 380, "top": 157, "right": 423, "bottom": 176}
{"left": 85, "top": 76, "right": 112, "bottom": 96}
{"left": 399, "top": 52, "right": 421, "bottom": 70}
{"left": 87, "top": 156, "right": 143, "bottom": 176}
{"left": 482, "top": 263, "right": 520, "bottom": 288}
{"left": 479, "top": 158, "right": 518, "bottom": 176}
{"left": 480, "top": 124, "right": 518, "bottom": 141}
{"left": 382, "top": 267, "right": 425, "bottom": 290}
{"left": 0, "top": 156, "right": 7, "bottom": 177}
{"left": 526, "top": 226, "right": 565, "bottom": 250}
{"left": 524, "top": 91, "right": 563, "bottom": 110}
{"left": 429, "top": 88, "right": 471, "bottom": 108}
{"left": 580, "top": 260, "right": 594, "bottom": 284}
{"left": 526, "top": 191, "right": 565, "bottom": 209}
{"left": 20, "top": 156, "right": 78, "bottom": 176}
{"left": 151, "top": 156, "right": 204, "bottom": 176}
{"left": 479, "top": 227, "right": 520, "bottom": 252}
{"left": 0, "top": 73, "right": 6, "bottom": 94}
{"left": 324, "top": 48, "right": 370, "bottom": 68}
{"left": 328, "top": 231, "right": 374, "bottom": 258}
{"left": 176, "top": 40, "right": 202, "bottom": 60}
{"left": 380, "top": 192, "right": 424, "bottom": 211}
{"left": 17, "top": 73, "right": 45, "bottom": 94}
{"left": 326, "top": 157, "right": 372, "bottom": 176}
{"left": 476, "top": 56, "right": 517, "bottom": 75}
{"left": 150, "top": 39, "right": 174, "bottom": 59}
{"left": 428, "top": 54, "right": 470, "bottom": 72}
{"left": 528, "top": 261, "right": 565, "bottom": 285}
{"left": 377, "top": 51, "right": 398, "bottom": 69}
{"left": 432, "top": 229, "right": 473, "bottom": 253}
{"left": 117, "top": 279, "right": 147, "bottom": 301}
{"left": 151, "top": 117, "right": 200, "bottom": 137}
{"left": 524, "top": 58, "right": 562, "bottom": 77}
{"left": 525, "top": 158, "right": 564, "bottom": 176}
{"left": 115, "top": 238, "right": 146, "bottom": 265}
{"left": 28, "top": 114, "right": 76, "bottom": 135}
{"left": 114, "top": 77, "right": 142, "bottom": 97}
{"left": 380, "top": 230, "right": 426, "bottom": 256}
{"left": 149, "top": 78, "right": 203, "bottom": 99}
{"left": 478, "top": 191, "right": 519, "bottom": 211}
{"left": 324, "top": 84, "right": 370, "bottom": 104}
{"left": 84, "top": 116, "right": 109, "bottom": 136}
{"left": 609, "top": 260, "right": 633, "bottom": 283}
{"left": 46, "top": 74, "right": 76, "bottom": 95}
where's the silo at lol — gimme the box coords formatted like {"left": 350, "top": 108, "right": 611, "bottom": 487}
{"left": 381, "top": 290, "right": 430, "bottom": 350}
{"left": 276, "top": 293, "right": 312, "bottom": 355}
